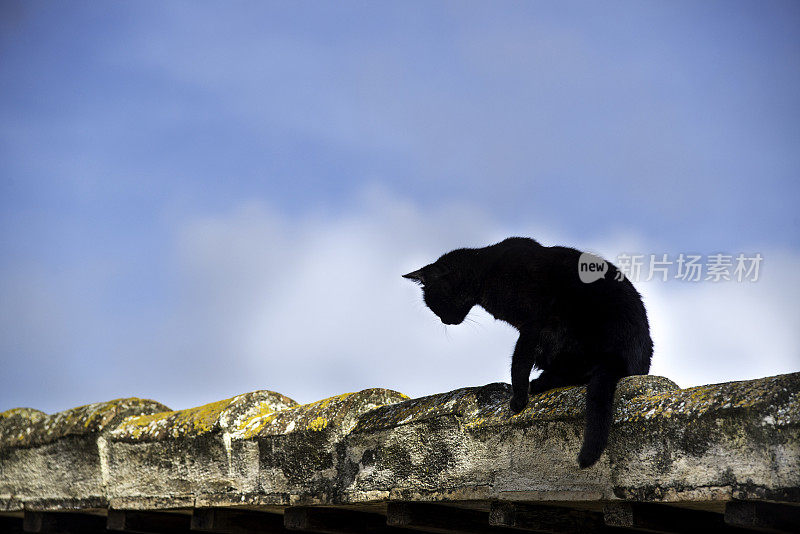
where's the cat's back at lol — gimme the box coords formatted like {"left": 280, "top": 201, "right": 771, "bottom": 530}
{"left": 482, "top": 240, "right": 645, "bottom": 320}
{"left": 480, "top": 238, "right": 652, "bottom": 374}
{"left": 543, "top": 245, "right": 644, "bottom": 310}
{"left": 486, "top": 240, "right": 577, "bottom": 286}
{"left": 478, "top": 239, "right": 562, "bottom": 324}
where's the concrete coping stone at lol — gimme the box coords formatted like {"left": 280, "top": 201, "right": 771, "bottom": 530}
{"left": 109, "top": 390, "right": 298, "bottom": 442}
{"left": 353, "top": 373, "right": 799, "bottom": 433}
{"left": 0, "top": 399, "right": 170, "bottom": 449}
{"left": 2, "top": 373, "right": 797, "bottom": 447}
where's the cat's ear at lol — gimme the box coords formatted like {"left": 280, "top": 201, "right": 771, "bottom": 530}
{"left": 402, "top": 269, "right": 426, "bottom": 284}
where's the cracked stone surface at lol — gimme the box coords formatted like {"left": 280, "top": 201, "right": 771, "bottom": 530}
{"left": 0, "top": 373, "right": 797, "bottom": 513}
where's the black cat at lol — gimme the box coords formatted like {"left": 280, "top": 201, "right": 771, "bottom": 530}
{"left": 403, "top": 237, "right": 653, "bottom": 468}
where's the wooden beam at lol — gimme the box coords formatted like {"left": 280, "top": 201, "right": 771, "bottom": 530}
{"left": 283, "top": 507, "right": 400, "bottom": 534}
{"left": 489, "top": 502, "right": 605, "bottom": 533}
{"left": 23, "top": 512, "right": 108, "bottom": 533}
{"left": 725, "top": 501, "right": 800, "bottom": 533}
{"left": 387, "top": 502, "right": 512, "bottom": 534}
{"left": 604, "top": 502, "right": 738, "bottom": 534}
{"left": 191, "top": 508, "right": 287, "bottom": 533}
{"left": 0, "top": 516, "right": 24, "bottom": 534}
{"left": 107, "top": 510, "right": 190, "bottom": 533}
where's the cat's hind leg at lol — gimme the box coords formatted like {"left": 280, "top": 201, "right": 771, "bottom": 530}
{"left": 529, "top": 370, "right": 581, "bottom": 395}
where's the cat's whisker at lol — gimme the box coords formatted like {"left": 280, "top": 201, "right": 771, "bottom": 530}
{"left": 465, "top": 316, "right": 485, "bottom": 330}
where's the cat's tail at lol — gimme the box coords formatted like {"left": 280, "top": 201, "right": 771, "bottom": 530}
{"left": 578, "top": 367, "right": 621, "bottom": 468}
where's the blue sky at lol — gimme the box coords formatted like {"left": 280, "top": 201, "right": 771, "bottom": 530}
{"left": 1, "top": 1, "right": 798, "bottom": 413}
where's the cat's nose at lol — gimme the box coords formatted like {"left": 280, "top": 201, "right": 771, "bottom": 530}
{"left": 402, "top": 270, "right": 424, "bottom": 283}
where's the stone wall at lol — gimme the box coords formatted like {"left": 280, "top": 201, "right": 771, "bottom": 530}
{"left": 1, "top": 373, "right": 798, "bottom": 533}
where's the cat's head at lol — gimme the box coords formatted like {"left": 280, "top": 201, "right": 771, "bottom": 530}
{"left": 403, "top": 249, "right": 478, "bottom": 325}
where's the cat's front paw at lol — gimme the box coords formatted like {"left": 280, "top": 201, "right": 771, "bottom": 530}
{"left": 509, "top": 395, "right": 528, "bottom": 414}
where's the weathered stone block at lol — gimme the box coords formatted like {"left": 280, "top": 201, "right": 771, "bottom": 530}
{"left": 0, "top": 372, "right": 797, "bottom": 518}
{"left": 610, "top": 373, "right": 800, "bottom": 503}
{"left": 251, "top": 388, "right": 409, "bottom": 505}
{"left": 106, "top": 390, "right": 298, "bottom": 508}
{"left": 0, "top": 398, "right": 169, "bottom": 509}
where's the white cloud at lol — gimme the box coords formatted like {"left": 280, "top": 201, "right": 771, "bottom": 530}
{"left": 575, "top": 236, "right": 800, "bottom": 388}
{"left": 166, "top": 189, "right": 521, "bottom": 406}
{"left": 643, "top": 257, "right": 800, "bottom": 388}
{"left": 164, "top": 190, "right": 799, "bottom": 407}
{"left": 1, "top": 189, "right": 797, "bottom": 412}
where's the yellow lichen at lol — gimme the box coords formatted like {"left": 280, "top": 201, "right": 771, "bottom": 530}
{"left": 116, "top": 397, "right": 232, "bottom": 439}
{"left": 236, "top": 412, "right": 280, "bottom": 440}
{"left": 308, "top": 417, "right": 328, "bottom": 431}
